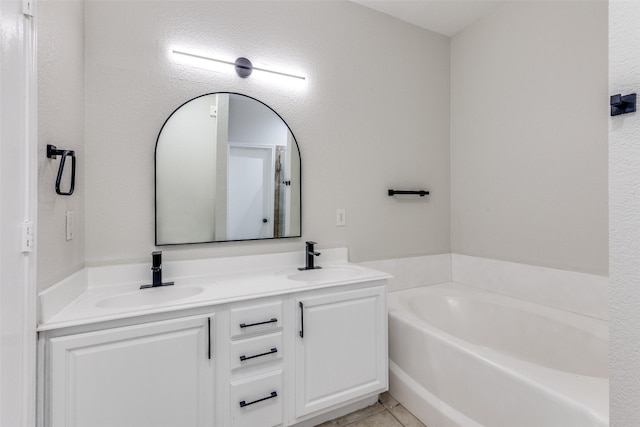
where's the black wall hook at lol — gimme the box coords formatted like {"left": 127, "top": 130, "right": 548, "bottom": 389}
{"left": 610, "top": 93, "right": 636, "bottom": 116}
{"left": 47, "top": 144, "right": 76, "bottom": 196}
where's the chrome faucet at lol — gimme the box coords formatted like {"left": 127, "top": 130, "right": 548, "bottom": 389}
{"left": 299, "top": 241, "right": 321, "bottom": 270}
{"left": 141, "top": 251, "right": 174, "bottom": 289}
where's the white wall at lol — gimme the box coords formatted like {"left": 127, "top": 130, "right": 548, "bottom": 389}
{"left": 38, "top": 0, "right": 85, "bottom": 291}
{"left": 156, "top": 94, "right": 218, "bottom": 244}
{"left": 81, "top": 1, "right": 451, "bottom": 269}
{"left": 228, "top": 95, "right": 288, "bottom": 147}
{"left": 451, "top": 1, "right": 608, "bottom": 275}
{"left": 609, "top": 1, "right": 640, "bottom": 424}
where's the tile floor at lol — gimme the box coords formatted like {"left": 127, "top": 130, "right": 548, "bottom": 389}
{"left": 318, "top": 392, "right": 426, "bottom": 427}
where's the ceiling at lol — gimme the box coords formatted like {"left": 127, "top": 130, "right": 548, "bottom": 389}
{"left": 351, "top": 0, "right": 504, "bottom": 37}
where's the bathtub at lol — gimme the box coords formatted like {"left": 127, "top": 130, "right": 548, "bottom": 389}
{"left": 388, "top": 283, "right": 608, "bottom": 427}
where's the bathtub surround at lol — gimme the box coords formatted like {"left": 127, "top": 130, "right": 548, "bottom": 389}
{"left": 363, "top": 253, "right": 608, "bottom": 319}
{"left": 452, "top": 254, "right": 608, "bottom": 320}
{"left": 360, "top": 254, "right": 451, "bottom": 293}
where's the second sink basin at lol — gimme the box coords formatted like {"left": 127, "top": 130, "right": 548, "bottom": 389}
{"left": 287, "top": 266, "right": 363, "bottom": 282}
{"left": 95, "top": 286, "right": 204, "bottom": 309}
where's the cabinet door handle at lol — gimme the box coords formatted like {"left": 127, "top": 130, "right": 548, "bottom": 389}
{"left": 239, "top": 318, "right": 278, "bottom": 329}
{"left": 239, "top": 347, "right": 278, "bottom": 362}
{"left": 299, "top": 301, "right": 304, "bottom": 338}
{"left": 207, "top": 317, "right": 211, "bottom": 360}
{"left": 239, "top": 391, "right": 278, "bottom": 408}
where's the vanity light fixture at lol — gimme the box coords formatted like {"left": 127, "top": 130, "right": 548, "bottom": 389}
{"left": 172, "top": 49, "right": 306, "bottom": 81}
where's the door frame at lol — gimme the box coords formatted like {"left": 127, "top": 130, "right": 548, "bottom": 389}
{"left": 227, "top": 142, "right": 276, "bottom": 239}
{"left": 0, "top": 1, "right": 39, "bottom": 426}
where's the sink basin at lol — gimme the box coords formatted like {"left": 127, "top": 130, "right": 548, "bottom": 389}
{"left": 96, "top": 286, "right": 204, "bottom": 309}
{"left": 287, "top": 266, "right": 362, "bottom": 282}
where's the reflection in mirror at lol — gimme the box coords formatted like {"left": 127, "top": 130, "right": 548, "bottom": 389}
{"left": 155, "top": 93, "right": 301, "bottom": 245}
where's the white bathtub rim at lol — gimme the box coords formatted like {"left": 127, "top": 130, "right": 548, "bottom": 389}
{"left": 388, "top": 284, "right": 609, "bottom": 424}
{"left": 390, "top": 282, "right": 608, "bottom": 337}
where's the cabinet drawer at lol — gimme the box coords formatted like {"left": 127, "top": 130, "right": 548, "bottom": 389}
{"left": 230, "top": 300, "right": 282, "bottom": 338}
{"left": 230, "top": 370, "right": 282, "bottom": 427}
{"left": 230, "top": 332, "right": 283, "bottom": 371}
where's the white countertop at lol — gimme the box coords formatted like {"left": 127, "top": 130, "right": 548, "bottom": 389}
{"left": 38, "top": 248, "right": 390, "bottom": 332}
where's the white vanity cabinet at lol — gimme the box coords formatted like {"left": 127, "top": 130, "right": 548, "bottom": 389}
{"left": 293, "top": 284, "right": 388, "bottom": 421}
{"left": 45, "top": 315, "right": 214, "bottom": 427}
{"left": 39, "top": 263, "right": 389, "bottom": 427}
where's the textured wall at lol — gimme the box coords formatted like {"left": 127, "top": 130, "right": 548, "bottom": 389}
{"left": 37, "top": 0, "right": 85, "bottom": 291}
{"left": 450, "top": 1, "right": 608, "bottom": 275}
{"left": 82, "top": 1, "right": 451, "bottom": 268}
{"left": 610, "top": 1, "right": 640, "bottom": 424}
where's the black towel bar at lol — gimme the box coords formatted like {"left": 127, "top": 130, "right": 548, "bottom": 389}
{"left": 388, "top": 189, "right": 429, "bottom": 197}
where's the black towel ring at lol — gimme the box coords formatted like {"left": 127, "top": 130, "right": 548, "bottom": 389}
{"left": 47, "top": 144, "right": 76, "bottom": 196}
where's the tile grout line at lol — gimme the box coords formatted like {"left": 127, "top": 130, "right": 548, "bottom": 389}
{"left": 377, "top": 396, "right": 408, "bottom": 427}
{"left": 387, "top": 408, "right": 407, "bottom": 427}
{"left": 379, "top": 394, "right": 425, "bottom": 427}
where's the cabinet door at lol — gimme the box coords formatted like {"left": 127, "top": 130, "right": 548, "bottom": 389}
{"left": 49, "top": 316, "right": 214, "bottom": 427}
{"left": 295, "top": 285, "right": 387, "bottom": 418}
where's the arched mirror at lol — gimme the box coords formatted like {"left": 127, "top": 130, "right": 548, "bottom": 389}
{"left": 155, "top": 93, "right": 301, "bottom": 245}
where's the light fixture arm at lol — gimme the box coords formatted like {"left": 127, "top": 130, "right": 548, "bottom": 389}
{"left": 172, "top": 50, "right": 306, "bottom": 81}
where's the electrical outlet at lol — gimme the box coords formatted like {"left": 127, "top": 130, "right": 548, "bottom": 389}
{"left": 336, "top": 208, "right": 346, "bottom": 226}
{"left": 66, "top": 211, "right": 74, "bottom": 241}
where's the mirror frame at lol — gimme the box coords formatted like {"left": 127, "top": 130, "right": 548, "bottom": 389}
{"left": 154, "top": 92, "right": 302, "bottom": 246}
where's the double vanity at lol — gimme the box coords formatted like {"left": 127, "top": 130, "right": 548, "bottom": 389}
{"left": 37, "top": 92, "right": 388, "bottom": 426}
{"left": 37, "top": 248, "right": 390, "bottom": 427}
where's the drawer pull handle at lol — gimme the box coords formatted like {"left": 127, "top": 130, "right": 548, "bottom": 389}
{"left": 239, "top": 391, "right": 278, "bottom": 408}
{"left": 207, "top": 317, "right": 211, "bottom": 360}
{"left": 299, "top": 302, "right": 304, "bottom": 338}
{"left": 239, "top": 318, "right": 277, "bottom": 329}
{"left": 239, "top": 347, "right": 278, "bottom": 362}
